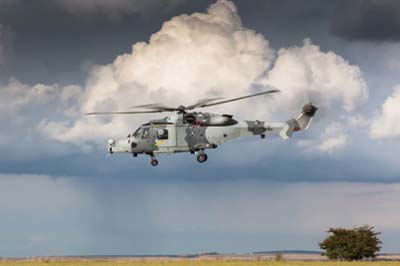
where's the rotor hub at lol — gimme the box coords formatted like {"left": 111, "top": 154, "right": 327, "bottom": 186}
{"left": 176, "top": 105, "right": 187, "bottom": 114}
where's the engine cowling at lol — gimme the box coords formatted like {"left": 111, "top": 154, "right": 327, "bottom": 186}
{"left": 183, "top": 112, "right": 237, "bottom": 126}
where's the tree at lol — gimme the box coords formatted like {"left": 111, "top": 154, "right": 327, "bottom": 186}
{"left": 319, "top": 225, "right": 382, "bottom": 261}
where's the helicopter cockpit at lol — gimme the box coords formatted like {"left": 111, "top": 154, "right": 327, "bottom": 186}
{"left": 129, "top": 127, "right": 149, "bottom": 140}
{"left": 126, "top": 127, "right": 149, "bottom": 150}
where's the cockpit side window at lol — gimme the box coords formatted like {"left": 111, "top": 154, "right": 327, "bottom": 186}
{"left": 141, "top": 128, "right": 149, "bottom": 139}
{"left": 133, "top": 127, "right": 142, "bottom": 138}
{"left": 157, "top": 129, "right": 168, "bottom": 140}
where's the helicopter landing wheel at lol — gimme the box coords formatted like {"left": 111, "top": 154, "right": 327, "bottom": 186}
{"left": 150, "top": 158, "right": 158, "bottom": 167}
{"left": 196, "top": 153, "right": 208, "bottom": 163}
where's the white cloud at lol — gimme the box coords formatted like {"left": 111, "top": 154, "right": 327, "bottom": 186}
{"left": 317, "top": 122, "right": 349, "bottom": 153}
{"left": 347, "top": 114, "right": 369, "bottom": 128}
{"left": 317, "top": 135, "right": 348, "bottom": 153}
{"left": 0, "top": 78, "right": 81, "bottom": 114}
{"left": 0, "top": 78, "right": 83, "bottom": 160}
{"left": 35, "top": 0, "right": 368, "bottom": 149}
{"left": 297, "top": 122, "right": 349, "bottom": 154}
{"left": 370, "top": 85, "right": 400, "bottom": 139}
{"left": 297, "top": 114, "right": 368, "bottom": 155}
{"left": 265, "top": 39, "right": 368, "bottom": 112}
{"left": 53, "top": 0, "right": 185, "bottom": 16}
{"left": 37, "top": 0, "right": 276, "bottom": 144}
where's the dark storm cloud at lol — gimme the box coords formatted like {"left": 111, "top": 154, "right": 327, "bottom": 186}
{"left": 0, "top": 24, "right": 14, "bottom": 79}
{"left": 233, "top": 0, "right": 337, "bottom": 48}
{"left": 331, "top": 0, "right": 400, "bottom": 42}
{"left": 0, "top": 0, "right": 211, "bottom": 84}
{"left": 0, "top": 0, "right": 345, "bottom": 84}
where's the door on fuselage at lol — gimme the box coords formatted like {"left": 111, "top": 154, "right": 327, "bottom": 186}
{"left": 153, "top": 125, "right": 176, "bottom": 152}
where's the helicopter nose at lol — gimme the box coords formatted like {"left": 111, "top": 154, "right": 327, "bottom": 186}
{"left": 130, "top": 138, "right": 138, "bottom": 149}
{"left": 108, "top": 139, "right": 115, "bottom": 154}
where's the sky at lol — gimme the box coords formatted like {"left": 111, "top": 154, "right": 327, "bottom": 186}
{"left": 1, "top": 0, "right": 400, "bottom": 257}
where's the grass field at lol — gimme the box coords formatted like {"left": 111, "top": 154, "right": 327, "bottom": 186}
{"left": 1, "top": 261, "right": 400, "bottom": 266}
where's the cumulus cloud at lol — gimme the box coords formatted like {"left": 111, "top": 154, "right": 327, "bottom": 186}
{"left": 370, "top": 85, "right": 400, "bottom": 139}
{"left": 348, "top": 114, "right": 369, "bottom": 128}
{"left": 297, "top": 122, "right": 349, "bottom": 154}
{"left": 0, "top": 78, "right": 82, "bottom": 160}
{"left": 316, "top": 122, "right": 349, "bottom": 153}
{"left": 264, "top": 39, "right": 368, "bottom": 112}
{"left": 53, "top": 0, "right": 185, "bottom": 16}
{"left": 0, "top": 78, "right": 81, "bottom": 114}
{"left": 37, "top": 0, "right": 276, "bottom": 144}
{"left": 34, "top": 0, "right": 367, "bottom": 149}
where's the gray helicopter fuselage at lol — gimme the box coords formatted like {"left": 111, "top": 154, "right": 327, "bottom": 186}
{"left": 86, "top": 88, "right": 317, "bottom": 166}
{"left": 107, "top": 106, "right": 316, "bottom": 156}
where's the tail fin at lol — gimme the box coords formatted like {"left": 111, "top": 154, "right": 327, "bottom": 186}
{"left": 279, "top": 103, "right": 318, "bottom": 139}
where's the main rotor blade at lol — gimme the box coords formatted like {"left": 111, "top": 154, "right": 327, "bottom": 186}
{"left": 197, "top": 89, "right": 280, "bottom": 108}
{"left": 131, "top": 103, "right": 177, "bottom": 112}
{"left": 186, "top": 97, "right": 223, "bottom": 110}
{"left": 90, "top": 88, "right": 280, "bottom": 115}
{"left": 85, "top": 110, "right": 163, "bottom": 115}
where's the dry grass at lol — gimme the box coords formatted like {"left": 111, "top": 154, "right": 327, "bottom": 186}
{"left": 0, "top": 261, "right": 400, "bottom": 266}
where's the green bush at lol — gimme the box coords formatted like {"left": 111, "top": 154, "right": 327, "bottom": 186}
{"left": 319, "top": 225, "right": 381, "bottom": 261}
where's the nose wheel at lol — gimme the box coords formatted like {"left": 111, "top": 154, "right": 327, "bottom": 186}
{"left": 150, "top": 156, "right": 158, "bottom": 167}
{"left": 196, "top": 153, "right": 208, "bottom": 163}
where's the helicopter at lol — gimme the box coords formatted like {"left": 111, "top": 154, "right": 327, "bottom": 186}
{"left": 86, "top": 90, "right": 317, "bottom": 167}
